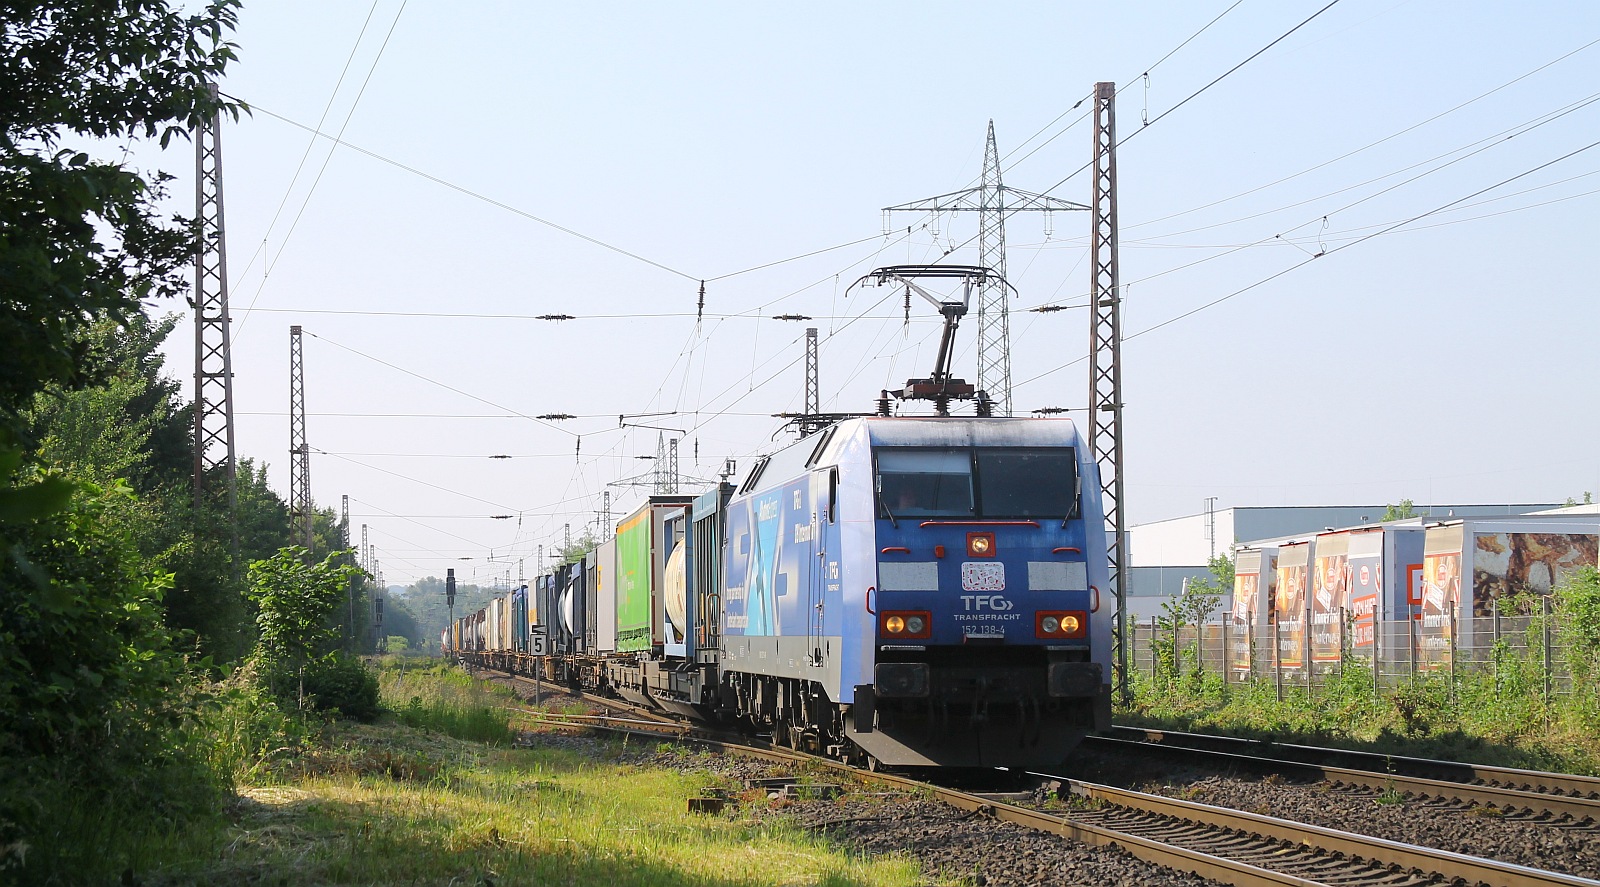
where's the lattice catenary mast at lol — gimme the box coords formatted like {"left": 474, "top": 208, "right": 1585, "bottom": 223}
{"left": 192, "top": 83, "right": 237, "bottom": 508}
{"left": 883, "top": 121, "right": 1087, "bottom": 417}
{"left": 1088, "top": 82, "right": 1129, "bottom": 701}
{"left": 289, "top": 326, "right": 313, "bottom": 554}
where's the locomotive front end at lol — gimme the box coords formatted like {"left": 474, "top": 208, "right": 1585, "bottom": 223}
{"left": 850, "top": 419, "right": 1112, "bottom": 768}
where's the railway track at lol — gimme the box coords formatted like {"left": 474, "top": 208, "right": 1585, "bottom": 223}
{"left": 1031, "top": 775, "right": 1598, "bottom": 887}
{"left": 472, "top": 670, "right": 1597, "bottom": 886}
{"left": 1096, "top": 726, "right": 1600, "bottom": 824}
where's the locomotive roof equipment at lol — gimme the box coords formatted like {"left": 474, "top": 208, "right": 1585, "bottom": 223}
{"left": 847, "top": 265, "right": 1013, "bottom": 417}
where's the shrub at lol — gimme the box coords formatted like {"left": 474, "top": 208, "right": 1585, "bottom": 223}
{"left": 299, "top": 653, "right": 382, "bottom": 721}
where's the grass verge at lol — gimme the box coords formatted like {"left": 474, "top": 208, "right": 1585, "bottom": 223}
{"left": 1120, "top": 667, "right": 1600, "bottom": 775}
{"left": 112, "top": 663, "right": 925, "bottom": 887}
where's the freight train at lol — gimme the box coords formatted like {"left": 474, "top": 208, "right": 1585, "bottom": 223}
{"left": 451, "top": 414, "right": 1112, "bottom": 769}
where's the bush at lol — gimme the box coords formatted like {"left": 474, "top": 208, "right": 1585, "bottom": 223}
{"left": 0, "top": 467, "right": 225, "bottom": 879}
{"left": 300, "top": 653, "right": 382, "bottom": 721}
{"left": 257, "top": 652, "right": 381, "bottom": 722}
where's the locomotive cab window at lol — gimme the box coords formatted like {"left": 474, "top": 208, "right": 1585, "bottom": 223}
{"left": 975, "top": 448, "right": 1079, "bottom": 519}
{"left": 875, "top": 450, "right": 974, "bottom": 518}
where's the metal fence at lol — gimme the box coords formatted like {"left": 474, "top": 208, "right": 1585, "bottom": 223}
{"left": 1130, "top": 597, "right": 1578, "bottom": 701}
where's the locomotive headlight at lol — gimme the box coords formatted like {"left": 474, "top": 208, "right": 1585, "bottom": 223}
{"left": 970, "top": 536, "right": 990, "bottom": 554}
{"left": 1036, "top": 609, "right": 1088, "bottom": 639}
{"left": 880, "top": 610, "right": 932, "bottom": 639}
{"left": 967, "top": 532, "right": 995, "bottom": 557}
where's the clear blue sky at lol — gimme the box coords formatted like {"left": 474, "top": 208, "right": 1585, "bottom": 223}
{"left": 148, "top": 1, "right": 1600, "bottom": 586}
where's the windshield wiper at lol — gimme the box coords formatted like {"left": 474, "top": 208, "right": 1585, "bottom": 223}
{"left": 878, "top": 489, "right": 898, "bottom": 529}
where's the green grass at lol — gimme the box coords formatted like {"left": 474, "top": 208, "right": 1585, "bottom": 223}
{"left": 379, "top": 661, "right": 519, "bottom": 744}
{"left": 1121, "top": 665, "right": 1600, "bottom": 775}
{"left": 84, "top": 665, "right": 927, "bottom": 886}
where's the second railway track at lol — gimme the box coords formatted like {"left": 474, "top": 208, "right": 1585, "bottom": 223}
{"left": 1096, "top": 726, "right": 1600, "bottom": 823}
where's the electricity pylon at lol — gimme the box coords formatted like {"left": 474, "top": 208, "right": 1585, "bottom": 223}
{"left": 883, "top": 121, "right": 1088, "bottom": 416}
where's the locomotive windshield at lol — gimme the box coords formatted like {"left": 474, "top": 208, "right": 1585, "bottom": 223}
{"left": 976, "top": 448, "right": 1078, "bottom": 518}
{"left": 875, "top": 449, "right": 974, "bottom": 517}
{"left": 875, "top": 446, "right": 1078, "bottom": 519}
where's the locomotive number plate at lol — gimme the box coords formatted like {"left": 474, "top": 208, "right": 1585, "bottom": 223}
{"left": 962, "top": 562, "right": 1006, "bottom": 591}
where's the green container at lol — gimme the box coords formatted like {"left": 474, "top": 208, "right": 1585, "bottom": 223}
{"left": 615, "top": 505, "right": 653, "bottom": 652}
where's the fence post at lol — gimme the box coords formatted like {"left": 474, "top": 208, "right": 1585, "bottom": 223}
{"left": 1491, "top": 597, "right": 1500, "bottom": 699}
{"left": 1221, "top": 618, "right": 1230, "bottom": 687}
{"left": 1409, "top": 607, "right": 1418, "bottom": 680}
{"left": 1274, "top": 615, "right": 1283, "bottom": 701}
{"left": 1448, "top": 597, "right": 1457, "bottom": 703}
{"left": 1373, "top": 606, "right": 1382, "bottom": 697}
{"left": 1339, "top": 605, "right": 1347, "bottom": 677}
{"left": 1305, "top": 604, "right": 1314, "bottom": 694}
{"left": 1150, "top": 616, "right": 1159, "bottom": 680}
{"left": 1173, "top": 618, "right": 1182, "bottom": 680}
{"left": 1196, "top": 616, "right": 1204, "bottom": 681}
{"left": 1543, "top": 595, "right": 1553, "bottom": 713}
{"left": 1247, "top": 610, "right": 1256, "bottom": 683}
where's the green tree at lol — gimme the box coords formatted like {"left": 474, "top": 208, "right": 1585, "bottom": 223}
{"left": 0, "top": 0, "right": 242, "bottom": 438}
{"left": 24, "top": 315, "right": 265, "bottom": 660}
{"left": 1154, "top": 554, "right": 1232, "bottom": 681}
{"left": 1381, "top": 499, "right": 1419, "bottom": 521}
{"left": 245, "top": 547, "right": 377, "bottom": 717}
{"left": 246, "top": 548, "right": 362, "bottom": 672}
{"left": 555, "top": 529, "right": 599, "bottom": 564}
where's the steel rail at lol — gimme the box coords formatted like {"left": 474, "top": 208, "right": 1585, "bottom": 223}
{"left": 1105, "top": 726, "right": 1600, "bottom": 800}
{"left": 486, "top": 682, "right": 1594, "bottom": 885}
{"left": 1088, "top": 733, "right": 1600, "bottom": 822}
{"left": 465, "top": 665, "right": 1597, "bottom": 884}
{"left": 1045, "top": 777, "right": 1600, "bottom": 887}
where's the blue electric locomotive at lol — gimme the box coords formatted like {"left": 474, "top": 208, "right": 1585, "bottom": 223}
{"left": 453, "top": 264, "right": 1112, "bottom": 771}
{"left": 718, "top": 416, "right": 1110, "bottom": 768}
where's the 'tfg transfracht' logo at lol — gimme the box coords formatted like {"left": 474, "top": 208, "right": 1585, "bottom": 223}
{"left": 960, "top": 594, "right": 1014, "bottom": 612}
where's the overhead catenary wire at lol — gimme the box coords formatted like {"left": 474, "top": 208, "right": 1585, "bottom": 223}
{"left": 1016, "top": 94, "right": 1600, "bottom": 312}
{"left": 1013, "top": 136, "right": 1600, "bottom": 391}
{"left": 301, "top": 330, "right": 589, "bottom": 437}
{"left": 897, "top": 0, "right": 1350, "bottom": 283}
{"left": 224, "top": 97, "right": 912, "bottom": 290}
{"left": 231, "top": 0, "right": 409, "bottom": 339}
{"left": 228, "top": 0, "right": 385, "bottom": 298}
{"left": 1121, "top": 34, "right": 1600, "bottom": 234}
